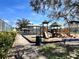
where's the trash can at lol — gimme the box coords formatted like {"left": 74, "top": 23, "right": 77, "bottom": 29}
{"left": 36, "top": 35, "right": 42, "bottom": 46}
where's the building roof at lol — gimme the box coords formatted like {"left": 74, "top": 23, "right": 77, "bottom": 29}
{"left": 27, "top": 24, "right": 40, "bottom": 27}
{"left": 22, "top": 28, "right": 30, "bottom": 30}
{"left": 69, "top": 21, "right": 79, "bottom": 24}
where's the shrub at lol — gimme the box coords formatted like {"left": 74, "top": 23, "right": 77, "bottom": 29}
{"left": 0, "top": 32, "right": 17, "bottom": 59}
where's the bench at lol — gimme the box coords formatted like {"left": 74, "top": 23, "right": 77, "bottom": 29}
{"left": 63, "top": 38, "right": 79, "bottom": 45}
{"left": 63, "top": 38, "right": 79, "bottom": 42}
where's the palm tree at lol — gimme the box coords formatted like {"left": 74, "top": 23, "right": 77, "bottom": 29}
{"left": 16, "top": 18, "right": 30, "bottom": 30}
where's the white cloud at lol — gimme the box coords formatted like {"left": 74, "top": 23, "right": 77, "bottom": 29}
{"left": 3, "top": 19, "right": 17, "bottom": 27}
{"left": 10, "top": 20, "right": 17, "bottom": 27}
{"left": 4, "top": 19, "right": 10, "bottom": 23}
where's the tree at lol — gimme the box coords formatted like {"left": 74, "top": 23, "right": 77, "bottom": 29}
{"left": 30, "top": 0, "right": 79, "bottom": 23}
{"left": 16, "top": 18, "right": 30, "bottom": 30}
{"left": 30, "top": 0, "right": 79, "bottom": 34}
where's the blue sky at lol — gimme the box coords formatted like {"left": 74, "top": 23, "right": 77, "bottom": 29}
{"left": 0, "top": 0, "right": 64, "bottom": 27}
{"left": 0, "top": 0, "right": 51, "bottom": 27}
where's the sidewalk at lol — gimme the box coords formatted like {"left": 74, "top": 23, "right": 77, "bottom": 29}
{"left": 7, "top": 34, "right": 47, "bottom": 59}
{"left": 12, "top": 34, "right": 30, "bottom": 47}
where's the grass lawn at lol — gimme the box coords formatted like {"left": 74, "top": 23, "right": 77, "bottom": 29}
{"left": 38, "top": 43, "right": 79, "bottom": 59}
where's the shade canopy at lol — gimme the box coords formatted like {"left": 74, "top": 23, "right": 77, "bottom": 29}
{"left": 69, "top": 21, "right": 79, "bottom": 24}
{"left": 42, "top": 20, "right": 49, "bottom": 24}
{"left": 50, "top": 22, "right": 61, "bottom": 27}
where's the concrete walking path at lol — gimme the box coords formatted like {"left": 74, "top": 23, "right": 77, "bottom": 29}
{"left": 7, "top": 34, "right": 47, "bottom": 59}
{"left": 12, "top": 34, "right": 30, "bottom": 47}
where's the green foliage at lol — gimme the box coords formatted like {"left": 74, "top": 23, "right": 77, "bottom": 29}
{"left": 38, "top": 44, "right": 79, "bottom": 59}
{"left": 0, "top": 32, "right": 16, "bottom": 59}
{"left": 30, "top": 0, "right": 79, "bottom": 27}
{"left": 16, "top": 18, "right": 31, "bottom": 30}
